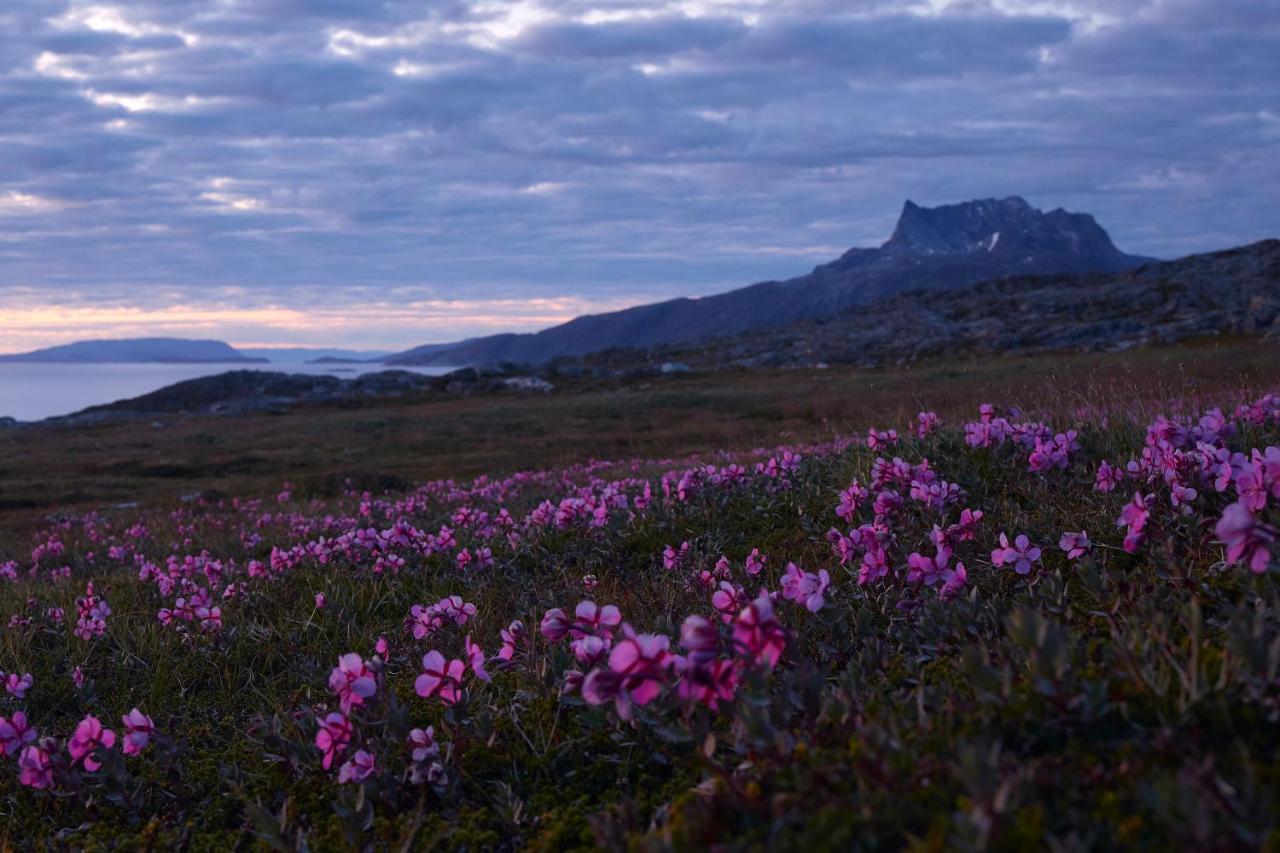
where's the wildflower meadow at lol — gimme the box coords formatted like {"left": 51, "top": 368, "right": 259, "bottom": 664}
{"left": 2, "top": 374, "right": 1280, "bottom": 849}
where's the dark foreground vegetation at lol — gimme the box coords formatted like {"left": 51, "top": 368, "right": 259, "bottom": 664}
{"left": 1, "top": 339, "right": 1279, "bottom": 849}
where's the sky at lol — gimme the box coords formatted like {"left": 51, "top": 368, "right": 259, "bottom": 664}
{"left": 0, "top": 0, "right": 1277, "bottom": 353}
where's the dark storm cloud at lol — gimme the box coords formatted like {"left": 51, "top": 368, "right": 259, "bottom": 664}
{"left": 0, "top": 0, "right": 1277, "bottom": 350}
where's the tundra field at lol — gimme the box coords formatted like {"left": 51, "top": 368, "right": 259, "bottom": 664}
{"left": 2, "top": 339, "right": 1280, "bottom": 850}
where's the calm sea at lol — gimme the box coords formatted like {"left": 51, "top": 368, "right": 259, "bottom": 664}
{"left": 0, "top": 362, "right": 452, "bottom": 422}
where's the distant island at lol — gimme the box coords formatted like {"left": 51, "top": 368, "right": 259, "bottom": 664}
{"left": 0, "top": 337, "right": 268, "bottom": 364}
{"left": 237, "top": 347, "right": 395, "bottom": 363}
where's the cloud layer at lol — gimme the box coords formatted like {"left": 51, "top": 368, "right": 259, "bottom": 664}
{"left": 1, "top": 0, "right": 1277, "bottom": 350}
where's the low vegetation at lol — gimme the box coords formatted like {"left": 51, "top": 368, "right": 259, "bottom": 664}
{"left": 1, "top": 342, "right": 1279, "bottom": 849}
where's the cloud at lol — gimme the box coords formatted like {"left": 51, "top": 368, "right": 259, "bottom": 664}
{"left": 1, "top": 0, "right": 1277, "bottom": 350}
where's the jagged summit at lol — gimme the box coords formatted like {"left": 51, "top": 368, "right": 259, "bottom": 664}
{"left": 883, "top": 196, "right": 1129, "bottom": 263}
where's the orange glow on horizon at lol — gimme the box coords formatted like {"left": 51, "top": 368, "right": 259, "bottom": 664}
{"left": 0, "top": 296, "right": 642, "bottom": 354}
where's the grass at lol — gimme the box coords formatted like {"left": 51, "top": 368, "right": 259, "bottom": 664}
{"left": 0, "top": 338, "right": 1277, "bottom": 849}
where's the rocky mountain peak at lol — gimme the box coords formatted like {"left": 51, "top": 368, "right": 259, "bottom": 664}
{"left": 883, "top": 196, "right": 1125, "bottom": 261}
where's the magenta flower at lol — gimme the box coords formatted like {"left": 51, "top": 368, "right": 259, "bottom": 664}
{"left": 18, "top": 743, "right": 53, "bottom": 789}
{"left": 607, "top": 629, "right": 673, "bottom": 706}
{"left": 836, "top": 482, "right": 868, "bottom": 522}
{"left": 1215, "top": 502, "right": 1276, "bottom": 574}
{"left": 68, "top": 714, "right": 117, "bottom": 772}
{"left": 1236, "top": 464, "right": 1269, "bottom": 511}
{"left": 571, "top": 600, "right": 622, "bottom": 640}
{"left": 415, "top": 650, "right": 465, "bottom": 704}
{"left": 744, "top": 548, "right": 767, "bottom": 576}
{"left": 571, "top": 635, "right": 611, "bottom": 667}
{"left": 679, "top": 615, "right": 719, "bottom": 665}
{"left": 732, "top": 593, "right": 787, "bottom": 670}
{"left": 711, "top": 581, "right": 746, "bottom": 623}
{"left": 407, "top": 727, "right": 439, "bottom": 763}
{"left": 907, "top": 546, "right": 952, "bottom": 586}
{"left": 1095, "top": 461, "right": 1124, "bottom": 493}
{"left": 464, "top": 634, "right": 491, "bottom": 682}
{"left": 120, "top": 708, "right": 155, "bottom": 756}
{"left": 939, "top": 562, "right": 968, "bottom": 601}
{"left": 1117, "top": 492, "right": 1151, "bottom": 553}
{"left": 991, "top": 533, "right": 1042, "bottom": 575}
{"left": 498, "top": 620, "right": 527, "bottom": 660}
{"left": 676, "top": 658, "right": 739, "bottom": 711}
{"left": 315, "top": 712, "right": 352, "bottom": 770}
{"left": 539, "top": 607, "right": 570, "bottom": 642}
{"left": 4, "top": 672, "right": 33, "bottom": 699}
{"left": 0, "top": 711, "right": 37, "bottom": 756}
{"left": 1059, "top": 531, "right": 1091, "bottom": 560}
{"left": 375, "top": 635, "right": 389, "bottom": 657}
{"left": 583, "top": 627, "right": 674, "bottom": 719}
{"left": 338, "top": 749, "right": 376, "bottom": 784}
{"left": 779, "top": 563, "right": 831, "bottom": 612}
{"left": 328, "top": 653, "right": 377, "bottom": 715}
{"left": 314, "top": 592, "right": 327, "bottom": 609}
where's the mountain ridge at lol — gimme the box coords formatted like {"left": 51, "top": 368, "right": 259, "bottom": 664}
{"left": 387, "top": 196, "right": 1155, "bottom": 367}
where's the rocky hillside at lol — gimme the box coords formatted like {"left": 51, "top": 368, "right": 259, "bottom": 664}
{"left": 598, "top": 238, "right": 1280, "bottom": 370}
{"left": 388, "top": 196, "right": 1153, "bottom": 367}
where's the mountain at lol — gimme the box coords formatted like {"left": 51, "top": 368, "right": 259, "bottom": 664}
{"left": 237, "top": 347, "right": 394, "bottom": 363}
{"left": 388, "top": 196, "right": 1155, "bottom": 367}
{"left": 0, "top": 338, "right": 266, "bottom": 364}
{"left": 586, "top": 239, "right": 1280, "bottom": 370}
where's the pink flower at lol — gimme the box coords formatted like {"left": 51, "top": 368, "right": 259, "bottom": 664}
{"left": 607, "top": 629, "right": 673, "bottom": 706}
{"left": 1117, "top": 492, "right": 1151, "bottom": 553}
{"left": 1236, "top": 464, "right": 1269, "bottom": 511}
{"left": 1215, "top": 502, "right": 1276, "bottom": 574}
{"left": 415, "top": 650, "right": 465, "bottom": 704}
{"left": 4, "top": 672, "right": 33, "bottom": 699}
{"left": 711, "top": 581, "right": 746, "bottom": 623}
{"left": 18, "top": 743, "right": 53, "bottom": 789}
{"left": 1095, "top": 461, "right": 1124, "bottom": 492}
{"left": 744, "top": 549, "right": 767, "bottom": 576}
{"left": 779, "top": 563, "right": 831, "bottom": 612}
{"left": 315, "top": 712, "right": 352, "bottom": 770}
{"left": 571, "top": 635, "right": 611, "bottom": 666}
{"left": 498, "top": 620, "right": 526, "bottom": 660}
{"left": 679, "top": 615, "right": 719, "bottom": 665}
{"left": 992, "top": 533, "right": 1042, "bottom": 575}
{"left": 907, "top": 546, "right": 952, "bottom": 586}
{"left": 940, "top": 562, "right": 968, "bottom": 600}
{"left": 314, "top": 592, "right": 327, "bottom": 609}
{"left": 0, "top": 711, "right": 37, "bottom": 756}
{"left": 571, "top": 601, "right": 622, "bottom": 640}
{"left": 328, "top": 653, "right": 377, "bottom": 715}
{"left": 120, "top": 708, "right": 155, "bottom": 756}
{"left": 338, "top": 749, "right": 376, "bottom": 784}
{"left": 464, "top": 634, "right": 491, "bottom": 682}
{"left": 539, "top": 607, "right": 570, "bottom": 642}
{"left": 1170, "top": 483, "right": 1198, "bottom": 509}
{"left": 676, "top": 658, "right": 739, "bottom": 711}
{"left": 1059, "top": 531, "right": 1091, "bottom": 560}
{"left": 583, "top": 628, "right": 674, "bottom": 719}
{"left": 375, "top": 635, "right": 389, "bottom": 657}
{"left": 407, "top": 727, "right": 438, "bottom": 762}
{"left": 68, "top": 714, "right": 117, "bottom": 771}
{"left": 836, "top": 483, "right": 868, "bottom": 522}
{"left": 732, "top": 593, "right": 787, "bottom": 670}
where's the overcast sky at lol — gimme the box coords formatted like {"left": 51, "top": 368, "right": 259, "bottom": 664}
{"left": 1, "top": 0, "right": 1276, "bottom": 352}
